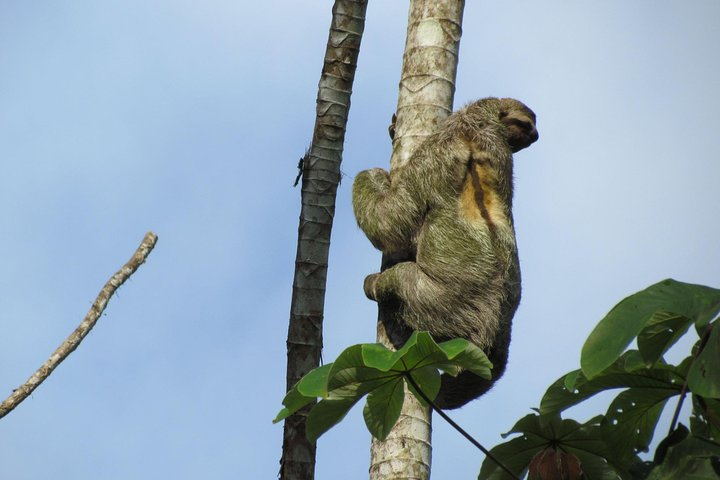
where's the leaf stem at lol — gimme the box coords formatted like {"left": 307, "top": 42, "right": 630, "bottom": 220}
{"left": 404, "top": 374, "right": 520, "bottom": 480}
{"left": 668, "top": 381, "right": 688, "bottom": 435}
{"left": 669, "top": 323, "right": 715, "bottom": 435}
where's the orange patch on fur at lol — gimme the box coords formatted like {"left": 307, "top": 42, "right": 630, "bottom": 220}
{"left": 458, "top": 155, "right": 510, "bottom": 233}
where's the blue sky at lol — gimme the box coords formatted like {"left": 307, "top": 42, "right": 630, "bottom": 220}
{"left": 1, "top": 1, "right": 718, "bottom": 479}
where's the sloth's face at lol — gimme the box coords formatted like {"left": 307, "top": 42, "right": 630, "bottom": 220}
{"left": 499, "top": 104, "right": 538, "bottom": 153}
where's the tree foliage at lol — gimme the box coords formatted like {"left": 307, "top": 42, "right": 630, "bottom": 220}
{"left": 274, "top": 332, "right": 491, "bottom": 441}
{"left": 276, "top": 279, "right": 720, "bottom": 479}
{"left": 481, "top": 279, "right": 720, "bottom": 479}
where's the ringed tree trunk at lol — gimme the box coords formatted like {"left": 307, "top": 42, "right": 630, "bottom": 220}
{"left": 369, "top": 1, "right": 465, "bottom": 479}
{"left": 281, "top": 1, "right": 368, "bottom": 479}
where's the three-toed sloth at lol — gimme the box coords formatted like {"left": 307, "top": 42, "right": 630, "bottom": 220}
{"left": 352, "top": 97, "right": 538, "bottom": 409}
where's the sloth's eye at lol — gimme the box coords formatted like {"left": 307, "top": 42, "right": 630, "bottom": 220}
{"left": 506, "top": 118, "right": 532, "bottom": 130}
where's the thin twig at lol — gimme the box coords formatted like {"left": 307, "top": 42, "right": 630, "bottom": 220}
{"left": 404, "top": 374, "right": 521, "bottom": 480}
{"left": 668, "top": 381, "right": 688, "bottom": 436}
{"left": 0, "top": 232, "right": 158, "bottom": 420}
{"left": 668, "top": 323, "right": 715, "bottom": 435}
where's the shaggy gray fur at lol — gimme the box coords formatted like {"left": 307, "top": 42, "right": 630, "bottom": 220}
{"left": 353, "top": 97, "right": 538, "bottom": 409}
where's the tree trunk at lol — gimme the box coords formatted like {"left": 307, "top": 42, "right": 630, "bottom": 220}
{"left": 280, "top": 2, "right": 368, "bottom": 480}
{"left": 369, "top": 1, "right": 465, "bottom": 479}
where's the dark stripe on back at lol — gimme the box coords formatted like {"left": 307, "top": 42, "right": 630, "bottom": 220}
{"left": 469, "top": 158, "right": 496, "bottom": 235}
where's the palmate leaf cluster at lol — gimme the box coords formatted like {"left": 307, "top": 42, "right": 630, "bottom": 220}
{"left": 273, "top": 331, "right": 492, "bottom": 441}
{"left": 480, "top": 279, "right": 720, "bottom": 480}
{"left": 274, "top": 279, "right": 720, "bottom": 479}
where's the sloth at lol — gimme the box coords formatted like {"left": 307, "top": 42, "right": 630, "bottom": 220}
{"left": 352, "top": 97, "right": 538, "bottom": 409}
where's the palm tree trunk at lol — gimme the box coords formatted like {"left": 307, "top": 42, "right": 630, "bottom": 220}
{"left": 369, "top": 1, "right": 465, "bottom": 479}
{"left": 280, "top": 2, "right": 368, "bottom": 480}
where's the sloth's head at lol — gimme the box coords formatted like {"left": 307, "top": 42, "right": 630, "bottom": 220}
{"left": 496, "top": 98, "right": 539, "bottom": 153}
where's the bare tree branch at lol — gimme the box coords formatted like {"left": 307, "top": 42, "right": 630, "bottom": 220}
{"left": 0, "top": 231, "right": 158, "bottom": 420}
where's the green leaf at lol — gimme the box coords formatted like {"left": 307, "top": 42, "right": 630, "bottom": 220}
{"left": 329, "top": 344, "right": 371, "bottom": 389}
{"left": 273, "top": 364, "right": 333, "bottom": 423}
{"left": 690, "top": 395, "right": 720, "bottom": 440}
{"left": 478, "top": 433, "right": 545, "bottom": 480}
{"left": 688, "top": 323, "right": 720, "bottom": 398}
{"left": 563, "top": 369, "right": 581, "bottom": 391}
{"left": 443, "top": 341, "right": 493, "bottom": 379}
{"left": 388, "top": 332, "right": 490, "bottom": 379}
{"left": 541, "top": 351, "right": 683, "bottom": 415}
{"left": 637, "top": 310, "right": 694, "bottom": 367}
{"left": 273, "top": 388, "right": 314, "bottom": 424}
{"left": 479, "top": 414, "right": 630, "bottom": 480}
{"left": 479, "top": 415, "right": 552, "bottom": 480}
{"left": 306, "top": 398, "right": 358, "bottom": 442}
{"left": 437, "top": 337, "right": 470, "bottom": 357}
{"left": 436, "top": 362, "right": 463, "bottom": 377}
{"left": 602, "top": 388, "right": 675, "bottom": 459}
{"left": 360, "top": 342, "right": 400, "bottom": 371}
{"left": 328, "top": 345, "right": 394, "bottom": 398}
{"left": 274, "top": 331, "right": 494, "bottom": 442}
{"left": 407, "top": 366, "right": 442, "bottom": 406}
{"left": 399, "top": 331, "right": 450, "bottom": 370}
{"left": 296, "top": 363, "right": 332, "bottom": 397}
{"left": 582, "top": 279, "right": 720, "bottom": 379}
{"left": 361, "top": 331, "right": 420, "bottom": 371}
{"left": 436, "top": 338, "right": 471, "bottom": 377}
{"left": 548, "top": 416, "right": 634, "bottom": 479}
{"left": 622, "top": 349, "right": 649, "bottom": 372}
{"left": 646, "top": 435, "right": 720, "bottom": 480}
{"left": 363, "top": 378, "right": 405, "bottom": 441}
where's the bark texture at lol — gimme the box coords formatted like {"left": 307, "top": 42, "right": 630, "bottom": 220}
{"left": 369, "top": 1, "right": 465, "bottom": 479}
{"left": 281, "top": 1, "right": 368, "bottom": 479}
